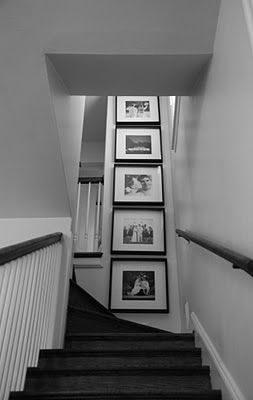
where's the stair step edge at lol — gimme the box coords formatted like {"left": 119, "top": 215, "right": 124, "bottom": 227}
{"left": 65, "top": 332, "right": 194, "bottom": 339}
{"left": 10, "top": 390, "right": 222, "bottom": 399}
{"left": 39, "top": 348, "right": 201, "bottom": 357}
{"left": 26, "top": 366, "right": 210, "bottom": 377}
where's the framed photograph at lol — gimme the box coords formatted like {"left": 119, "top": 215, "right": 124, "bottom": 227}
{"left": 116, "top": 96, "right": 160, "bottom": 125}
{"left": 109, "top": 258, "right": 169, "bottom": 313}
{"left": 111, "top": 207, "right": 166, "bottom": 255}
{"left": 113, "top": 164, "right": 164, "bottom": 205}
{"left": 115, "top": 127, "right": 162, "bottom": 162}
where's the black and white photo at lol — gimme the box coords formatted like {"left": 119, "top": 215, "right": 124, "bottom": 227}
{"left": 116, "top": 96, "right": 160, "bottom": 125}
{"left": 113, "top": 164, "right": 164, "bottom": 205}
{"left": 122, "top": 271, "right": 155, "bottom": 300}
{"left": 111, "top": 208, "right": 166, "bottom": 254}
{"left": 115, "top": 127, "right": 162, "bottom": 162}
{"left": 126, "top": 135, "right": 152, "bottom": 154}
{"left": 109, "top": 259, "right": 169, "bottom": 313}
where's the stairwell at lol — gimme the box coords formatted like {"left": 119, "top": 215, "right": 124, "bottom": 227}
{"left": 10, "top": 279, "right": 222, "bottom": 400}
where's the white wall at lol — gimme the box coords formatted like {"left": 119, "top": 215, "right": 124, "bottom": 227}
{"left": 80, "top": 142, "right": 105, "bottom": 164}
{"left": 172, "top": 0, "right": 253, "bottom": 398}
{"left": 46, "top": 58, "right": 85, "bottom": 220}
{"left": 76, "top": 97, "right": 182, "bottom": 332}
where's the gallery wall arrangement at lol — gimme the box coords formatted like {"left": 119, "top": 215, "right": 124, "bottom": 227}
{"left": 109, "top": 96, "right": 169, "bottom": 313}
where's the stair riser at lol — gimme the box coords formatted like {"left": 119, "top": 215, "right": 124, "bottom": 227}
{"left": 38, "top": 355, "right": 202, "bottom": 369}
{"left": 65, "top": 340, "right": 195, "bottom": 351}
{"left": 66, "top": 316, "right": 162, "bottom": 333}
{"left": 25, "top": 375, "right": 211, "bottom": 393}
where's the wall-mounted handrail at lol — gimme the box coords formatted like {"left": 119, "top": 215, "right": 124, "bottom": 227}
{"left": 0, "top": 233, "right": 62, "bottom": 267}
{"left": 176, "top": 229, "right": 253, "bottom": 277}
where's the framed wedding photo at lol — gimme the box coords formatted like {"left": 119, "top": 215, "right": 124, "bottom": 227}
{"left": 116, "top": 96, "right": 160, "bottom": 125}
{"left": 115, "top": 127, "right": 162, "bottom": 163}
{"left": 113, "top": 164, "right": 164, "bottom": 205}
{"left": 109, "top": 258, "right": 169, "bottom": 313}
{"left": 111, "top": 207, "right": 166, "bottom": 255}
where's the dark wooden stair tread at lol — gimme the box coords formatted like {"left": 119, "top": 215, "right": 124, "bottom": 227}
{"left": 27, "top": 366, "right": 210, "bottom": 377}
{"left": 10, "top": 390, "right": 222, "bottom": 399}
{"left": 39, "top": 348, "right": 201, "bottom": 357}
{"left": 10, "top": 281, "right": 220, "bottom": 400}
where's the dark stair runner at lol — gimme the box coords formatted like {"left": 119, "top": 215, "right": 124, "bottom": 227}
{"left": 10, "top": 279, "right": 222, "bottom": 400}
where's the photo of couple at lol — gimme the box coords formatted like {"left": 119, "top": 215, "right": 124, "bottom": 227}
{"left": 125, "top": 101, "right": 151, "bottom": 119}
{"left": 124, "top": 174, "right": 152, "bottom": 197}
{"left": 123, "top": 220, "right": 154, "bottom": 245}
{"left": 122, "top": 271, "right": 155, "bottom": 300}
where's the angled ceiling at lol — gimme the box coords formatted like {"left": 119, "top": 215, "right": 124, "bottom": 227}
{"left": 46, "top": 0, "right": 221, "bottom": 95}
{"left": 47, "top": 54, "right": 212, "bottom": 96}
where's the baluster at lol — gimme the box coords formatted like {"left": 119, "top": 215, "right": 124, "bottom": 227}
{"left": 19, "top": 249, "right": 45, "bottom": 388}
{"left": 40, "top": 244, "right": 56, "bottom": 350}
{"left": 84, "top": 181, "right": 91, "bottom": 250}
{"left": 2, "top": 257, "right": 28, "bottom": 399}
{"left": 74, "top": 182, "right": 81, "bottom": 248}
{"left": 94, "top": 182, "right": 102, "bottom": 251}
{"left": 0, "top": 261, "right": 20, "bottom": 399}
{"left": 10, "top": 253, "right": 34, "bottom": 390}
{"left": 30, "top": 247, "right": 51, "bottom": 366}
{"left": 13, "top": 252, "right": 37, "bottom": 389}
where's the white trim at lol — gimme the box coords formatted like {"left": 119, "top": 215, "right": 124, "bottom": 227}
{"left": 242, "top": 0, "right": 253, "bottom": 55}
{"left": 191, "top": 312, "right": 246, "bottom": 400}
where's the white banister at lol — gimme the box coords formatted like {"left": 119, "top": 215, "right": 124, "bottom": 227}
{"left": 0, "top": 235, "right": 63, "bottom": 400}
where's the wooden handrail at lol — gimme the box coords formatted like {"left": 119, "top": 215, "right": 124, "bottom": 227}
{"left": 78, "top": 177, "right": 104, "bottom": 184}
{"left": 0, "top": 232, "right": 62, "bottom": 266}
{"left": 176, "top": 229, "right": 253, "bottom": 277}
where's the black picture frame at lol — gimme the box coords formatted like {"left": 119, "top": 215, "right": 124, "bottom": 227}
{"left": 111, "top": 207, "right": 166, "bottom": 255}
{"left": 116, "top": 96, "right": 160, "bottom": 126}
{"left": 114, "top": 126, "right": 163, "bottom": 163}
{"left": 113, "top": 164, "right": 164, "bottom": 206}
{"left": 109, "top": 258, "right": 169, "bottom": 313}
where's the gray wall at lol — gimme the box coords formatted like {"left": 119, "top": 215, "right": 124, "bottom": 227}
{"left": 172, "top": 0, "right": 253, "bottom": 398}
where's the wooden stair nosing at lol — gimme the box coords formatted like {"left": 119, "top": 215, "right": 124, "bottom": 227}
{"left": 64, "top": 332, "right": 194, "bottom": 340}
{"left": 39, "top": 348, "right": 201, "bottom": 358}
{"left": 26, "top": 366, "right": 211, "bottom": 378}
{"left": 10, "top": 390, "right": 222, "bottom": 399}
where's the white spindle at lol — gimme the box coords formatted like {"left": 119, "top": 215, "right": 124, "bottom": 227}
{"left": 29, "top": 247, "right": 49, "bottom": 366}
{"left": 84, "top": 182, "right": 91, "bottom": 248}
{"left": 94, "top": 182, "right": 102, "bottom": 251}
{"left": 2, "top": 256, "right": 28, "bottom": 399}
{"left": 74, "top": 182, "right": 81, "bottom": 245}
{"left": 12, "top": 252, "right": 36, "bottom": 389}
{"left": 10, "top": 253, "right": 33, "bottom": 390}
{"left": 0, "top": 260, "right": 21, "bottom": 398}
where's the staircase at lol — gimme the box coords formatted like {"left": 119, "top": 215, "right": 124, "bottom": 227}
{"left": 10, "top": 279, "right": 222, "bottom": 400}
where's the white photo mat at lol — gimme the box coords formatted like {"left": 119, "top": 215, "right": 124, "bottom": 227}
{"left": 116, "top": 96, "right": 160, "bottom": 124}
{"left": 109, "top": 259, "right": 168, "bottom": 312}
{"left": 112, "top": 208, "right": 165, "bottom": 253}
{"left": 115, "top": 127, "right": 162, "bottom": 161}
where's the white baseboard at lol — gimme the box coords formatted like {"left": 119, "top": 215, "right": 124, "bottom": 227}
{"left": 191, "top": 312, "right": 246, "bottom": 400}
